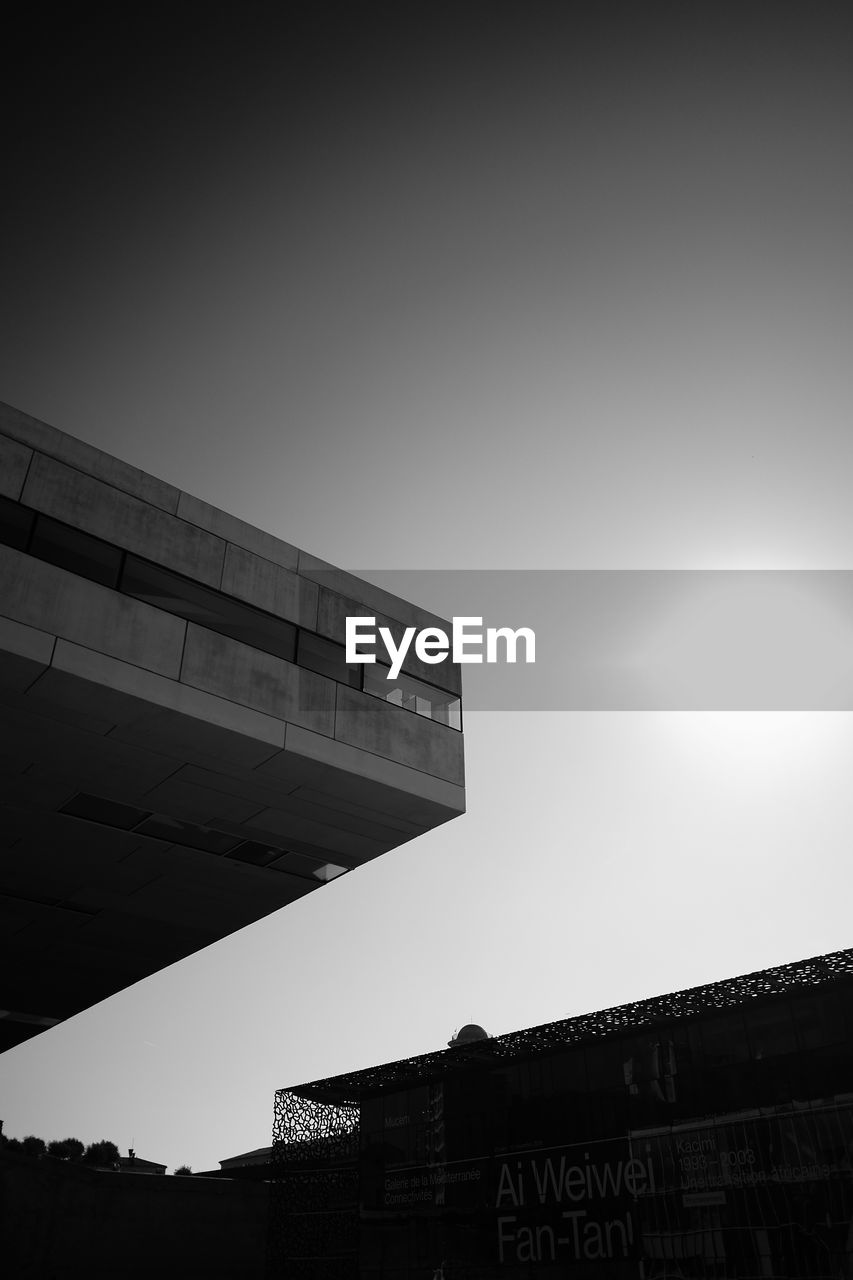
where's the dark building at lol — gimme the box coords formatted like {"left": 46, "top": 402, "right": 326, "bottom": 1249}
{"left": 193, "top": 1145, "right": 275, "bottom": 1181}
{"left": 272, "top": 948, "right": 853, "bottom": 1279}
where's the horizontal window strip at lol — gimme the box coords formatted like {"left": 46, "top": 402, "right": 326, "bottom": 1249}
{"left": 0, "top": 492, "right": 462, "bottom": 728}
{"left": 121, "top": 553, "right": 297, "bottom": 662}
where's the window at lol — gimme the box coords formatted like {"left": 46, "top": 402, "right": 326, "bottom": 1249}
{"left": 297, "top": 631, "right": 361, "bottom": 687}
{"left": 121, "top": 555, "right": 297, "bottom": 661}
{"left": 30, "top": 515, "right": 122, "bottom": 588}
{"left": 225, "top": 842, "right": 282, "bottom": 867}
{"left": 61, "top": 792, "right": 150, "bottom": 830}
{"left": 133, "top": 814, "right": 243, "bottom": 855}
{"left": 0, "top": 494, "right": 35, "bottom": 551}
{"left": 3, "top": 495, "right": 465, "bottom": 728}
{"left": 363, "top": 664, "right": 462, "bottom": 729}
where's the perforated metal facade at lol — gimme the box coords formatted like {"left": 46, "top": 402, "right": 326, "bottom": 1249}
{"left": 272, "top": 948, "right": 853, "bottom": 1278}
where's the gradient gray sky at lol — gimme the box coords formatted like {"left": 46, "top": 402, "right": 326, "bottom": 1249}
{"left": 1, "top": 1, "right": 852, "bottom": 1174}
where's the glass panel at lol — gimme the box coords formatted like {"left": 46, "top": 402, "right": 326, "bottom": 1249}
{"left": 30, "top": 515, "right": 122, "bottom": 587}
{"left": 697, "top": 1012, "right": 750, "bottom": 1065}
{"left": 135, "top": 814, "right": 242, "bottom": 854}
{"left": 550, "top": 1047, "right": 589, "bottom": 1093}
{"left": 745, "top": 1001, "right": 796, "bottom": 1059}
{"left": 121, "top": 555, "right": 296, "bottom": 661}
{"left": 225, "top": 841, "right": 282, "bottom": 867}
{"left": 297, "top": 631, "right": 361, "bottom": 687}
{"left": 585, "top": 1040, "right": 627, "bottom": 1090}
{"left": 61, "top": 793, "right": 253, "bottom": 857}
{"left": 0, "top": 495, "right": 35, "bottom": 551}
{"left": 363, "top": 663, "right": 462, "bottom": 729}
{"left": 792, "top": 989, "right": 847, "bottom": 1049}
{"left": 61, "top": 792, "right": 150, "bottom": 830}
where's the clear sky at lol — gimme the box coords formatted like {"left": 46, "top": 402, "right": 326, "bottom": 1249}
{"left": 1, "top": 1, "right": 852, "bottom": 1174}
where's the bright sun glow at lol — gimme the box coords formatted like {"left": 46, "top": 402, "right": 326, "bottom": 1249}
{"left": 632, "top": 573, "right": 853, "bottom": 711}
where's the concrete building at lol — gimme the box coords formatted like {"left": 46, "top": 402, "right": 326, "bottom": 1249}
{"left": 0, "top": 402, "right": 465, "bottom": 1052}
{"left": 118, "top": 1151, "right": 167, "bottom": 1175}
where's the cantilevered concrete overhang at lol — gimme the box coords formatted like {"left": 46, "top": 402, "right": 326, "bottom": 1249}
{"left": 0, "top": 403, "right": 465, "bottom": 1051}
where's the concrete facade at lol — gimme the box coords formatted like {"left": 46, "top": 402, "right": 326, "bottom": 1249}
{"left": 0, "top": 402, "right": 464, "bottom": 1051}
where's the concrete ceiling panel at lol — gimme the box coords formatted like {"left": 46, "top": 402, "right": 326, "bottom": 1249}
{"left": 110, "top": 711, "right": 284, "bottom": 771}
{"left": 0, "top": 771, "right": 80, "bottom": 811}
{"left": 268, "top": 788, "right": 414, "bottom": 844}
{"left": 138, "top": 776, "right": 264, "bottom": 827}
{"left": 288, "top": 785, "right": 423, "bottom": 838}
{"left": 7, "top": 914, "right": 95, "bottom": 952}
{"left": 16, "top": 690, "right": 117, "bottom": 736}
{"left": 176, "top": 763, "right": 301, "bottom": 808}
{"left": 237, "top": 806, "right": 382, "bottom": 861}
{"left": 0, "top": 704, "right": 182, "bottom": 797}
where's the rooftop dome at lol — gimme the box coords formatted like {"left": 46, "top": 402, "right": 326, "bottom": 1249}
{"left": 448, "top": 1023, "right": 489, "bottom": 1047}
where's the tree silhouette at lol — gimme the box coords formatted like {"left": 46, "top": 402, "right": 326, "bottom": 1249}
{"left": 174, "top": 1164, "right": 193, "bottom": 1175}
{"left": 21, "top": 1135, "right": 46, "bottom": 1158}
{"left": 83, "top": 1140, "right": 120, "bottom": 1167}
{"left": 47, "top": 1137, "right": 85, "bottom": 1161}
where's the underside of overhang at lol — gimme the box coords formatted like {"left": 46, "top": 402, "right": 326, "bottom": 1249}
{"left": 0, "top": 623, "right": 463, "bottom": 1052}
